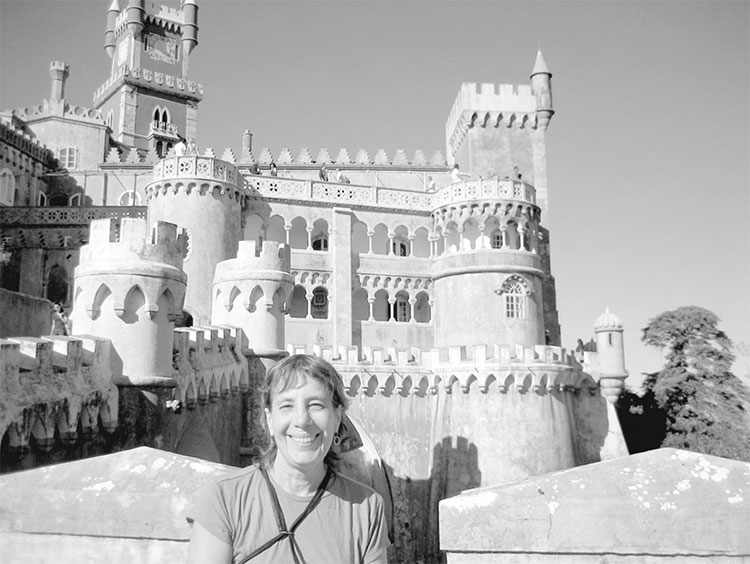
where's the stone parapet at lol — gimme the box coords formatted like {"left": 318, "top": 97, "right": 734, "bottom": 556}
{"left": 0, "top": 335, "right": 117, "bottom": 458}
{"left": 93, "top": 65, "right": 203, "bottom": 105}
{"left": 151, "top": 154, "right": 239, "bottom": 185}
{"left": 78, "top": 217, "right": 186, "bottom": 274}
{"left": 0, "top": 121, "right": 54, "bottom": 164}
{"left": 287, "top": 343, "right": 594, "bottom": 396}
{"left": 439, "top": 449, "right": 750, "bottom": 562}
{"left": 171, "top": 325, "right": 249, "bottom": 409}
{"left": 7, "top": 100, "right": 105, "bottom": 126}
{"left": 0, "top": 206, "right": 146, "bottom": 227}
{"left": 434, "top": 178, "right": 536, "bottom": 207}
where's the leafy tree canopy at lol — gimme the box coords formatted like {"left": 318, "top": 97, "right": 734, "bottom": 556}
{"left": 640, "top": 305, "right": 750, "bottom": 461}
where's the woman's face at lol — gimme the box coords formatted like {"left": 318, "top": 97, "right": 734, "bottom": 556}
{"left": 265, "top": 376, "right": 342, "bottom": 474}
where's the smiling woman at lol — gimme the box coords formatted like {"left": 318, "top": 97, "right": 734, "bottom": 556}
{"left": 188, "top": 354, "right": 390, "bottom": 564}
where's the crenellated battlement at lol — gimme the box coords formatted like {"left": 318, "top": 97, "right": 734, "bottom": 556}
{"left": 80, "top": 217, "right": 186, "bottom": 271}
{"left": 0, "top": 334, "right": 118, "bottom": 454}
{"left": 93, "top": 65, "right": 203, "bottom": 105}
{"left": 286, "top": 343, "right": 596, "bottom": 396}
{"left": 113, "top": 1, "right": 187, "bottom": 33}
{"left": 243, "top": 147, "right": 447, "bottom": 168}
{"left": 172, "top": 325, "right": 249, "bottom": 408}
{"left": 445, "top": 82, "right": 541, "bottom": 164}
{"left": 0, "top": 121, "right": 54, "bottom": 164}
{"left": 234, "top": 240, "right": 291, "bottom": 270}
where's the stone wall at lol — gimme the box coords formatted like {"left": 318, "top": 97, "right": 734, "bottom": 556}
{"left": 0, "top": 288, "right": 53, "bottom": 338}
{"left": 288, "top": 342, "right": 624, "bottom": 563}
{"left": 440, "top": 448, "right": 750, "bottom": 563}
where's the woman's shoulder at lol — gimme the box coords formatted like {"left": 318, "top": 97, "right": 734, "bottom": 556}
{"left": 330, "top": 470, "right": 383, "bottom": 505}
{"left": 211, "top": 464, "right": 264, "bottom": 491}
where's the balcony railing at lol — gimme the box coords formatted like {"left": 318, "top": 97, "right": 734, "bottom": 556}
{"left": 246, "top": 175, "right": 535, "bottom": 211}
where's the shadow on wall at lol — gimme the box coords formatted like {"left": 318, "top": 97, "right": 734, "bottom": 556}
{"left": 386, "top": 436, "right": 481, "bottom": 564}
{"left": 571, "top": 376, "right": 610, "bottom": 465}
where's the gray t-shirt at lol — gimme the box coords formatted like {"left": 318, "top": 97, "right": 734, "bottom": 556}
{"left": 191, "top": 465, "right": 390, "bottom": 564}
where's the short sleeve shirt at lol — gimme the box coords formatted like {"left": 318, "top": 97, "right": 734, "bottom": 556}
{"left": 190, "top": 465, "right": 390, "bottom": 564}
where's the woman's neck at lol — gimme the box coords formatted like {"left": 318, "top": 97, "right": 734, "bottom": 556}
{"left": 268, "top": 459, "right": 327, "bottom": 497}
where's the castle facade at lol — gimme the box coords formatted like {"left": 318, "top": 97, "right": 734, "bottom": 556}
{"left": 0, "top": 2, "right": 629, "bottom": 562}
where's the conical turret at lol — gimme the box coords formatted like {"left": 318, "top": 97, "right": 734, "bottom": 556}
{"left": 126, "top": 0, "right": 144, "bottom": 38}
{"left": 181, "top": 0, "right": 199, "bottom": 58}
{"left": 530, "top": 50, "right": 554, "bottom": 130}
{"left": 104, "top": 0, "right": 120, "bottom": 57}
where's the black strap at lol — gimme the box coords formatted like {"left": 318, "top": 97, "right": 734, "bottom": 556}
{"left": 239, "top": 466, "right": 334, "bottom": 564}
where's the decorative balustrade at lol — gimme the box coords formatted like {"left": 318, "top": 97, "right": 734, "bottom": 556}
{"left": 149, "top": 121, "right": 179, "bottom": 137}
{"left": 287, "top": 343, "right": 593, "bottom": 397}
{"left": 434, "top": 178, "right": 536, "bottom": 206}
{"left": 153, "top": 156, "right": 238, "bottom": 185}
{"left": 0, "top": 206, "right": 146, "bottom": 226}
{"left": 248, "top": 176, "right": 526, "bottom": 212}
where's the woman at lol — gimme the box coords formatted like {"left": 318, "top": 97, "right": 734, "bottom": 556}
{"left": 188, "top": 354, "right": 390, "bottom": 564}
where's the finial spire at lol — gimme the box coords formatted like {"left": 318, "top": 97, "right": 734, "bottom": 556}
{"left": 531, "top": 50, "right": 550, "bottom": 76}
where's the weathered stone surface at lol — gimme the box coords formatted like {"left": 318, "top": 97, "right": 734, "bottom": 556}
{"left": 440, "top": 448, "right": 750, "bottom": 561}
{"left": 0, "top": 446, "right": 234, "bottom": 563}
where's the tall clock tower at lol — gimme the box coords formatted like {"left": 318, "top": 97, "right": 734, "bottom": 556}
{"left": 94, "top": 0, "right": 202, "bottom": 156}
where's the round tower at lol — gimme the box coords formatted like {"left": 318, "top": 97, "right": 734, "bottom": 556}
{"left": 71, "top": 217, "right": 187, "bottom": 386}
{"left": 145, "top": 154, "right": 250, "bottom": 325}
{"left": 181, "top": 0, "right": 199, "bottom": 57}
{"left": 49, "top": 61, "right": 69, "bottom": 102}
{"left": 431, "top": 177, "right": 546, "bottom": 349}
{"left": 211, "top": 240, "right": 294, "bottom": 353}
{"left": 531, "top": 50, "right": 554, "bottom": 131}
{"left": 104, "top": 0, "right": 120, "bottom": 58}
{"left": 126, "top": 0, "right": 144, "bottom": 38}
{"left": 594, "top": 308, "right": 628, "bottom": 403}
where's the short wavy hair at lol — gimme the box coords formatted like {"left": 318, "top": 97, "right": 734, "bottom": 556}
{"left": 258, "top": 354, "right": 350, "bottom": 468}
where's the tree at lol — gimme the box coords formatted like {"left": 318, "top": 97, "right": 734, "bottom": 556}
{"left": 641, "top": 306, "right": 750, "bottom": 461}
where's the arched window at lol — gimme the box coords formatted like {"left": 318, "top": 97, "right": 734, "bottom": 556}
{"left": 47, "top": 264, "right": 69, "bottom": 305}
{"left": 502, "top": 279, "right": 526, "bottom": 319}
{"left": 392, "top": 292, "right": 410, "bottom": 322}
{"left": 491, "top": 229, "right": 503, "bottom": 249}
{"left": 312, "top": 235, "right": 328, "bottom": 251}
{"left": 153, "top": 108, "right": 161, "bottom": 122}
{"left": 289, "top": 285, "right": 308, "bottom": 319}
{"left": 311, "top": 219, "right": 329, "bottom": 252}
{"left": 414, "top": 291, "right": 431, "bottom": 323}
{"left": 68, "top": 193, "right": 81, "bottom": 206}
{"left": 58, "top": 147, "right": 77, "bottom": 169}
{"left": 37, "top": 192, "right": 47, "bottom": 206}
{"left": 311, "top": 287, "right": 328, "bottom": 319}
{"left": 106, "top": 110, "right": 114, "bottom": 129}
{"left": 118, "top": 190, "right": 141, "bottom": 206}
{"left": 48, "top": 193, "right": 69, "bottom": 206}
{"left": 392, "top": 238, "right": 408, "bottom": 256}
{"left": 0, "top": 169, "right": 14, "bottom": 206}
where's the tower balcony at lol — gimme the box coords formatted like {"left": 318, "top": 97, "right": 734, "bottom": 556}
{"left": 149, "top": 120, "right": 179, "bottom": 140}
{"left": 433, "top": 178, "right": 536, "bottom": 209}
{"left": 152, "top": 155, "right": 239, "bottom": 186}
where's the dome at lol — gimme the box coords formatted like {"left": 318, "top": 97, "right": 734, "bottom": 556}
{"left": 594, "top": 308, "right": 623, "bottom": 330}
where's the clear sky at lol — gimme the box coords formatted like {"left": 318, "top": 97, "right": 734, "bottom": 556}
{"left": 2, "top": 0, "right": 748, "bottom": 387}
